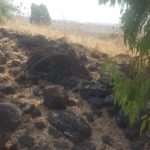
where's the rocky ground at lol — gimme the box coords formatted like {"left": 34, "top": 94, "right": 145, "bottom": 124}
{"left": 0, "top": 28, "right": 149, "bottom": 150}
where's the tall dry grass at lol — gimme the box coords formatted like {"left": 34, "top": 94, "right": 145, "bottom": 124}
{"left": 1, "top": 19, "right": 130, "bottom": 56}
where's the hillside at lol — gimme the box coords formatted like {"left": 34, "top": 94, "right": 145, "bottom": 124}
{"left": 0, "top": 28, "right": 149, "bottom": 150}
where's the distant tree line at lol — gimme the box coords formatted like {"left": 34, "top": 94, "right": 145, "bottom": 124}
{"left": 30, "top": 3, "right": 52, "bottom": 25}
{"left": 0, "top": 0, "right": 14, "bottom": 23}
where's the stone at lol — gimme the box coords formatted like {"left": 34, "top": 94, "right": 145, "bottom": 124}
{"left": 0, "top": 86, "right": 16, "bottom": 94}
{"left": 18, "top": 134, "right": 34, "bottom": 148}
{"left": 48, "top": 127, "right": 63, "bottom": 139}
{"left": 102, "top": 135, "right": 114, "bottom": 146}
{"left": 0, "top": 52, "right": 7, "bottom": 65}
{"left": 53, "top": 141, "right": 70, "bottom": 150}
{"left": 102, "top": 94, "right": 114, "bottom": 107}
{"left": 34, "top": 121, "right": 45, "bottom": 130}
{"left": 48, "top": 111, "right": 92, "bottom": 143}
{"left": 130, "top": 135, "right": 150, "bottom": 150}
{"left": 5, "top": 143, "right": 19, "bottom": 150}
{"left": 32, "top": 144, "right": 51, "bottom": 150}
{"left": 86, "top": 97, "right": 104, "bottom": 109}
{"left": 88, "top": 65, "right": 98, "bottom": 72}
{"left": 115, "top": 112, "right": 129, "bottom": 128}
{"left": 125, "top": 125, "right": 140, "bottom": 140}
{"left": 93, "top": 110, "right": 103, "bottom": 118}
{"left": 11, "top": 60, "right": 21, "bottom": 67}
{"left": 23, "top": 104, "right": 41, "bottom": 118}
{"left": 107, "top": 106, "right": 118, "bottom": 117}
{"left": 79, "top": 81, "right": 112, "bottom": 100}
{"left": 72, "top": 141, "right": 96, "bottom": 150}
{"left": 83, "top": 112, "right": 94, "bottom": 123}
{"left": 15, "top": 71, "right": 28, "bottom": 83}
{"left": 0, "top": 103, "right": 22, "bottom": 150}
{"left": 44, "top": 85, "right": 70, "bottom": 109}
{"left": 0, "top": 65, "right": 5, "bottom": 73}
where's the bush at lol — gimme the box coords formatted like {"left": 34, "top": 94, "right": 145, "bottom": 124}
{"left": 30, "top": 3, "right": 52, "bottom": 25}
{"left": 99, "top": 0, "right": 150, "bottom": 133}
{"left": 103, "top": 56, "right": 150, "bottom": 133}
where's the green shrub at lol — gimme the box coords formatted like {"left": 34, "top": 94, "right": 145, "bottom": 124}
{"left": 103, "top": 56, "right": 150, "bottom": 133}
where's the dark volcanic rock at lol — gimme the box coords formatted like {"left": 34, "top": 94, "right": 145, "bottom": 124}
{"left": 0, "top": 86, "right": 16, "bottom": 94}
{"left": 48, "top": 127, "right": 63, "bottom": 139}
{"left": 53, "top": 141, "right": 70, "bottom": 150}
{"left": 79, "top": 81, "right": 112, "bottom": 100}
{"left": 22, "top": 104, "right": 41, "bottom": 118}
{"left": 102, "top": 135, "right": 114, "bottom": 146}
{"left": 34, "top": 121, "right": 46, "bottom": 130}
{"left": 25, "top": 38, "right": 89, "bottom": 86}
{"left": 44, "top": 85, "right": 70, "bottom": 109}
{"left": 48, "top": 111, "right": 92, "bottom": 143}
{"left": 125, "top": 125, "right": 140, "bottom": 140}
{"left": 11, "top": 59, "right": 21, "bottom": 67}
{"left": 18, "top": 34, "right": 50, "bottom": 49}
{"left": 102, "top": 94, "right": 114, "bottom": 107}
{"left": 72, "top": 140, "right": 96, "bottom": 150}
{"left": 0, "top": 65, "right": 5, "bottom": 73}
{"left": 130, "top": 135, "right": 150, "bottom": 150}
{"left": 115, "top": 112, "right": 129, "bottom": 128}
{"left": 0, "top": 52, "right": 7, "bottom": 65}
{"left": 86, "top": 97, "right": 104, "bottom": 109}
{"left": 18, "top": 134, "right": 34, "bottom": 148}
{"left": 0, "top": 103, "right": 22, "bottom": 150}
{"left": 83, "top": 112, "right": 94, "bottom": 123}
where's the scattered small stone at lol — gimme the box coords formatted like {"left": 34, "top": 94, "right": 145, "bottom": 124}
{"left": 34, "top": 121, "right": 45, "bottom": 130}
{"left": 130, "top": 135, "right": 150, "bottom": 150}
{"left": 18, "top": 134, "right": 34, "bottom": 148}
{"left": 107, "top": 106, "right": 118, "bottom": 117}
{"left": 93, "top": 110, "right": 103, "bottom": 118}
{"left": 32, "top": 144, "right": 51, "bottom": 150}
{"left": 22, "top": 104, "right": 41, "bottom": 118}
{"left": 48, "top": 127, "right": 63, "bottom": 139}
{"left": 87, "top": 97, "right": 104, "bottom": 109}
{"left": 0, "top": 65, "right": 5, "bottom": 73}
{"left": 53, "top": 141, "right": 70, "bottom": 150}
{"left": 11, "top": 59, "right": 21, "bottom": 67}
{"left": 1, "top": 86, "right": 16, "bottom": 94}
{"left": 79, "top": 81, "right": 112, "bottom": 100}
{"left": 83, "top": 112, "right": 94, "bottom": 123}
{"left": 125, "top": 125, "right": 140, "bottom": 140}
{"left": 102, "top": 135, "right": 114, "bottom": 146}
{"left": 115, "top": 112, "right": 128, "bottom": 128}
{"left": 72, "top": 140, "right": 96, "bottom": 150}
{"left": 5, "top": 143, "right": 19, "bottom": 150}
{"left": 102, "top": 94, "right": 114, "bottom": 107}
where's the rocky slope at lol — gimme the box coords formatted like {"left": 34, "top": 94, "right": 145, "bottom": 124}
{"left": 0, "top": 28, "right": 149, "bottom": 150}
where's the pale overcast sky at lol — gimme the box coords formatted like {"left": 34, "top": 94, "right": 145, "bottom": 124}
{"left": 13, "top": 0, "right": 121, "bottom": 24}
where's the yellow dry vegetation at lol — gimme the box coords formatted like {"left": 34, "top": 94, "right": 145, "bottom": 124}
{"left": 1, "top": 20, "right": 130, "bottom": 56}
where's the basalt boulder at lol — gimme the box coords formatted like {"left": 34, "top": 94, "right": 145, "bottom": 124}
{"left": 48, "top": 111, "right": 92, "bottom": 143}
{"left": 0, "top": 102, "right": 22, "bottom": 149}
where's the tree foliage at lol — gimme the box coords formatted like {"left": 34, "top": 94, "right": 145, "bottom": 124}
{"left": 99, "top": 0, "right": 150, "bottom": 132}
{"left": 0, "top": 0, "right": 14, "bottom": 23}
{"left": 99, "top": 0, "right": 150, "bottom": 55}
{"left": 30, "top": 3, "right": 51, "bottom": 25}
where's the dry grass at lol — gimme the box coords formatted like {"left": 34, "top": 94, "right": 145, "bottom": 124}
{"left": 1, "top": 19, "right": 130, "bottom": 56}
